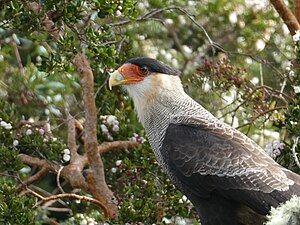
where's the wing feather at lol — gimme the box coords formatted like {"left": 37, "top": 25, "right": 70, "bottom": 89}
{"left": 161, "top": 116, "right": 295, "bottom": 213}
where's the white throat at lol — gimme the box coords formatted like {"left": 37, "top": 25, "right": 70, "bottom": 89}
{"left": 124, "top": 74, "right": 186, "bottom": 126}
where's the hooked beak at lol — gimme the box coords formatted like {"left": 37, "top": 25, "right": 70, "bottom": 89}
{"left": 108, "top": 70, "right": 126, "bottom": 90}
{"left": 108, "top": 64, "right": 144, "bottom": 90}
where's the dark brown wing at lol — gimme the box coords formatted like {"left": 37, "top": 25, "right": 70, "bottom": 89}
{"left": 161, "top": 117, "right": 296, "bottom": 214}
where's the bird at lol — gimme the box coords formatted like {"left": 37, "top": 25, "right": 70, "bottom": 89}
{"left": 108, "top": 57, "right": 300, "bottom": 225}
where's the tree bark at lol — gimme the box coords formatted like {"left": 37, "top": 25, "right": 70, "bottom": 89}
{"left": 270, "top": 0, "right": 300, "bottom": 35}
{"left": 295, "top": 0, "right": 300, "bottom": 24}
{"left": 73, "top": 53, "right": 118, "bottom": 219}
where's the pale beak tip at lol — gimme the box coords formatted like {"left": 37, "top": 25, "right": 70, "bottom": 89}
{"left": 108, "top": 70, "right": 125, "bottom": 90}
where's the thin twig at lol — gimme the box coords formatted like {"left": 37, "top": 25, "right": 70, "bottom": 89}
{"left": 107, "top": 6, "right": 216, "bottom": 54}
{"left": 11, "top": 37, "right": 26, "bottom": 76}
{"left": 236, "top": 106, "right": 287, "bottom": 129}
{"left": 25, "top": 187, "right": 106, "bottom": 210}
{"left": 57, "top": 166, "right": 65, "bottom": 193}
{"left": 291, "top": 136, "right": 300, "bottom": 169}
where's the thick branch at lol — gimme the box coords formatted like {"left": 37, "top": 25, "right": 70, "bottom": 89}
{"left": 295, "top": 0, "right": 300, "bottom": 24}
{"left": 66, "top": 113, "right": 78, "bottom": 156}
{"left": 16, "top": 167, "right": 49, "bottom": 192}
{"left": 18, "top": 154, "right": 89, "bottom": 191}
{"left": 98, "top": 141, "right": 140, "bottom": 154}
{"left": 73, "top": 53, "right": 117, "bottom": 219}
{"left": 270, "top": 0, "right": 300, "bottom": 35}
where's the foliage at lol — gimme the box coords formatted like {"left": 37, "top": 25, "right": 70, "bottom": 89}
{"left": 0, "top": 178, "right": 38, "bottom": 225}
{"left": 0, "top": 0, "right": 300, "bottom": 224}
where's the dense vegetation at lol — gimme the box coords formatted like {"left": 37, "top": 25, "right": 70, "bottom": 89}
{"left": 0, "top": 0, "right": 299, "bottom": 224}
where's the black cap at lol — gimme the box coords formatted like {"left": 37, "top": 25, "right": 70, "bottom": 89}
{"left": 125, "top": 57, "right": 180, "bottom": 76}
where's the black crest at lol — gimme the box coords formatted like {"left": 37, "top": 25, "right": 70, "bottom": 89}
{"left": 126, "top": 57, "right": 180, "bottom": 76}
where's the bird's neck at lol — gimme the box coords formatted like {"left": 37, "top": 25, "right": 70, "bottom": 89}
{"left": 124, "top": 74, "right": 211, "bottom": 156}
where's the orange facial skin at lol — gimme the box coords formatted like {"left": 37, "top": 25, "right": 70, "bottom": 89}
{"left": 118, "top": 63, "right": 149, "bottom": 84}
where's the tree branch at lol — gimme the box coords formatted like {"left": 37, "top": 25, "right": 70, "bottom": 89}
{"left": 25, "top": 187, "right": 106, "bottom": 210}
{"left": 107, "top": 6, "right": 216, "bottom": 53}
{"left": 291, "top": 136, "right": 300, "bottom": 169}
{"left": 66, "top": 112, "right": 78, "bottom": 156}
{"left": 270, "top": 0, "right": 300, "bottom": 35}
{"left": 98, "top": 141, "right": 140, "bottom": 154}
{"left": 27, "top": 2, "right": 63, "bottom": 40}
{"left": 73, "top": 53, "right": 117, "bottom": 219}
{"left": 236, "top": 106, "right": 287, "bottom": 129}
{"left": 295, "top": 0, "right": 300, "bottom": 24}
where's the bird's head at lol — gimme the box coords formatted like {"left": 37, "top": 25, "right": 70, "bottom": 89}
{"left": 109, "top": 58, "right": 184, "bottom": 122}
{"left": 109, "top": 58, "right": 181, "bottom": 97}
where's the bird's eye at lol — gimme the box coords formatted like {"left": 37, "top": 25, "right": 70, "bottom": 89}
{"left": 140, "top": 66, "right": 149, "bottom": 74}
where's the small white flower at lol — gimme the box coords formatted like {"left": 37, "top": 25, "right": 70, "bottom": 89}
{"left": 13, "top": 140, "right": 19, "bottom": 146}
{"left": 229, "top": 12, "right": 238, "bottom": 24}
{"left": 100, "top": 124, "right": 109, "bottom": 133}
{"left": 293, "top": 30, "right": 300, "bottom": 42}
{"left": 112, "top": 124, "right": 119, "bottom": 132}
{"left": 129, "top": 137, "right": 137, "bottom": 142}
{"left": 273, "top": 149, "right": 281, "bottom": 156}
{"left": 293, "top": 85, "right": 300, "bottom": 93}
{"left": 182, "top": 45, "right": 192, "bottom": 54}
{"left": 111, "top": 167, "right": 117, "bottom": 173}
{"left": 36, "top": 56, "right": 42, "bottom": 62}
{"left": 115, "top": 10, "right": 122, "bottom": 17}
{"left": 78, "top": 214, "right": 85, "bottom": 219}
{"left": 106, "top": 115, "right": 117, "bottom": 125}
{"left": 4, "top": 123, "right": 12, "bottom": 130}
{"left": 80, "top": 219, "right": 88, "bottom": 225}
{"left": 28, "top": 118, "right": 35, "bottom": 123}
{"left": 141, "top": 179, "right": 147, "bottom": 185}
{"left": 174, "top": 216, "right": 187, "bottom": 225}
{"left": 63, "top": 149, "right": 70, "bottom": 154}
{"left": 165, "top": 18, "right": 174, "bottom": 25}
{"left": 182, "top": 195, "right": 188, "bottom": 202}
{"left": 38, "top": 128, "right": 45, "bottom": 135}
{"left": 63, "top": 154, "right": 71, "bottom": 162}
{"left": 0, "top": 121, "right": 7, "bottom": 127}
{"left": 251, "top": 77, "right": 259, "bottom": 85}
{"left": 19, "top": 167, "right": 31, "bottom": 173}
{"left": 107, "top": 133, "right": 114, "bottom": 141}
{"left": 286, "top": 66, "right": 291, "bottom": 71}
{"left": 116, "top": 160, "right": 122, "bottom": 166}
{"left": 289, "top": 70, "right": 296, "bottom": 77}
{"left": 100, "top": 115, "right": 107, "bottom": 120}
{"left": 272, "top": 140, "right": 280, "bottom": 149}
{"left": 26, "top": 129, "right": 32, "bottom": 135}
{"left": 138, "top": 137, "right": 146, "bottom": 144}
{"left": 162, "top": 217, "right": 172, "bottom": 224}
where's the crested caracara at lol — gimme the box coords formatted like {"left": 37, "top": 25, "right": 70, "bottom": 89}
{"left": 109, "top": 57, "right": 300, "bottom": 225}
